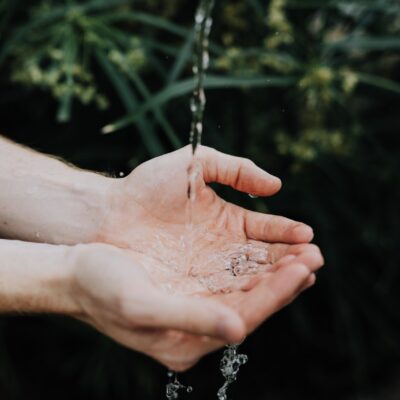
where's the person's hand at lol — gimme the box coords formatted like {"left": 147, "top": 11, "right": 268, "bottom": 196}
{"left": 70, "top": 242, "right": 322, "bottom": 371}
{"left": 69, "top": 243, "right": 247, "bottom": 371}
{"left": 90, "top": 145, "right": 323, "bottom": 369}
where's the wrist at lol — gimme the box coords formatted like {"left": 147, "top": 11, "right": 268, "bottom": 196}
{"left": 0, "top": 137, "right": 118, "bottom": 244}
{"left": 0, "top": 240, "right": 82, "bottom": 317}
{"left": 56, "top": 169, "right": 117, "bottom": 245}
{"left": 93, "top": 176, "right": 129, "bottom": 245}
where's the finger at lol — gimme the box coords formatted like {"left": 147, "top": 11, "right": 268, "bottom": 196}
{"left": 301, "top": 273, "right": 316, "bottom": 292}
{"left": 143, "top": 294, "right": 246, "bottom": 344}
{"left": 292, "top": 251, "right": 324, "bottom": 273}
{"left": 197, "top": 146, "right": 282, "bottom": 196}
{"left": 269, "top": 245, "right": 324, "bottom": 273}
{"left": 262, "top": 242, "right": 321, "bottom": 262}
{"left": 242, "top": 208, "right": 314, "bottom": 243}
{"left": 238, "top": 263, "right": 311, "bottom": 332}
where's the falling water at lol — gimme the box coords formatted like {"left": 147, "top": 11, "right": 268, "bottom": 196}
{"left": 217, "top": 345, "right": 248, "bottom": 400}
{"left": 166, "top": 0, "right": 250, "bottom": 398}
{"left": 165, "top": 1, "right": 216, "bottom": 398}
{"left": 166, "top": 371, "right": 193, "bottom": 400}
{"left": 189, "top": 0, "right": 215, "bottom": 154}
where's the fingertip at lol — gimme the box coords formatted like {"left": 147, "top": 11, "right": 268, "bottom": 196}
{"left": 261, "top": 174, "right": 281, "bottom": 196}
{"left": 300, "top": 273, "right": 317, "bottom": 293}
{"left": 308, "top": 273, "right": 317, "bottom": 287}
{"left": 295, "top": 250, "right": 324, "bottom": 272}
{"left": 273, "top": 176, "right": 282, "bottom": 191}
{"left": 292, "top": 224, "right": 314, "bottom": 243}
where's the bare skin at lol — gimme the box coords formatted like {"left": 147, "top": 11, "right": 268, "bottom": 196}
{"left": 0, "top": 139, "right": 323, "bottom": 371}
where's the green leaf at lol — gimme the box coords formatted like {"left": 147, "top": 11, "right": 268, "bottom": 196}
{"left": 166, "top": 29, "right": 195, "bottom": 84}
{"left": 95, "top": 50, "right": 165, "bottom": 156}
{"left": 0, "top": 1, "right": 130, "bottom": 66}
{"left": 287, "top": 0, "right": 400, "bottom": 13}
{"left": 102, "top": 75, "right": 296, "bottom": 133}
{"left": 57, "top": 29, "right": 77, "bottom": 123}
{"left": 357, "top": 73, "right": 400, "bottom": 95}
{"left": 98, "top": 11, "right": 189, "bottom": 37}
{"left": 325, "top": 36, "right": 400, "bottom": 51}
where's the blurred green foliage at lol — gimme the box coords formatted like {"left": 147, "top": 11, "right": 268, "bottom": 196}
{"left": 0, "top": 0, "right": 399, "bottom": 399}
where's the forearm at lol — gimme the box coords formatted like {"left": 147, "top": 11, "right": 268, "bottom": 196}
{"left": 0, "top": 239, "right": 80, "bottom": 315}
{"left": 0, "top": 137, "right": 115, "bottom": 244}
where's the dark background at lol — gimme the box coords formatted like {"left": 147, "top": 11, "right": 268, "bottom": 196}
{"left": 1, "top": 0, "right": 400, "bottom": 399}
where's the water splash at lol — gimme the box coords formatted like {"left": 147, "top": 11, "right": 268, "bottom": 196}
{"left": 166, "top": 371, "right": 193, "bottom": 400}
{"left": 217, "top": 345, "right": 248, "bottom": 400}
{"left": 189, "top": 0, "right": 215, "bottom": 154}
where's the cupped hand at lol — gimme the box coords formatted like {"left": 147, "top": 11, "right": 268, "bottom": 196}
{"left": 93, "top": 145, "right": 323, "bottom": 369}
{"left": 69, "top": 243, "right": 246, "bottom": 371}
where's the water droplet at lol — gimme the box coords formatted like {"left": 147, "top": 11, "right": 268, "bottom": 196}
{"left": 196, "top": 122, "right": 203, "bottom": 133}
{"left": 202, "top": 52, "right": 209, "bottom": 69}
{"left": 195, "top": 10, "right": 205, "bottom": 24}
{"left": 166, "top": 371, "right": 192, "bottom": 400}
{"left": 118, "top": 172, "right": 124, "bottom": 177}
{"left": 217, "top": 345, "right": 248, "bottom": 400}
{"left": 248, "top": 193, "right": 258, "bottom": 198}
{"left": 190, "top": 98, "right": 197, "bottom": 112}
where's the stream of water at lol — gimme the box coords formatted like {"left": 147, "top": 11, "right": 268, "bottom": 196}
{"left": 166, "top": 1, "right": 249, "bottom": 398}
{"left": 189, "top": 0, "right": 215, "bottom": 154}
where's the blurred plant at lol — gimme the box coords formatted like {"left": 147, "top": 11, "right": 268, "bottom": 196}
{"left": 3, "top": 0, "right": 399, "bottom": 161}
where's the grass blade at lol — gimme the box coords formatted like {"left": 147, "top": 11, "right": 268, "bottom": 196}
{"left": 96, "top": 49, "right": 165, "bottom": 156}
{"left": 102, "top": 75, "right": 296, "bottom": 133}
{"left": 98, "top": 11, "right": 189, "bottom": 37}
{"left": 325, "top": 36, "right": 400, "bottom": 51}
{"left": 166, "top": 29, "right": 195, "bottom": 84}
{"left": 57, "top": 29, "right": 77, "bottom": 122}
{"left": 357, "top": 73, "right": 400, "bottom": 95}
